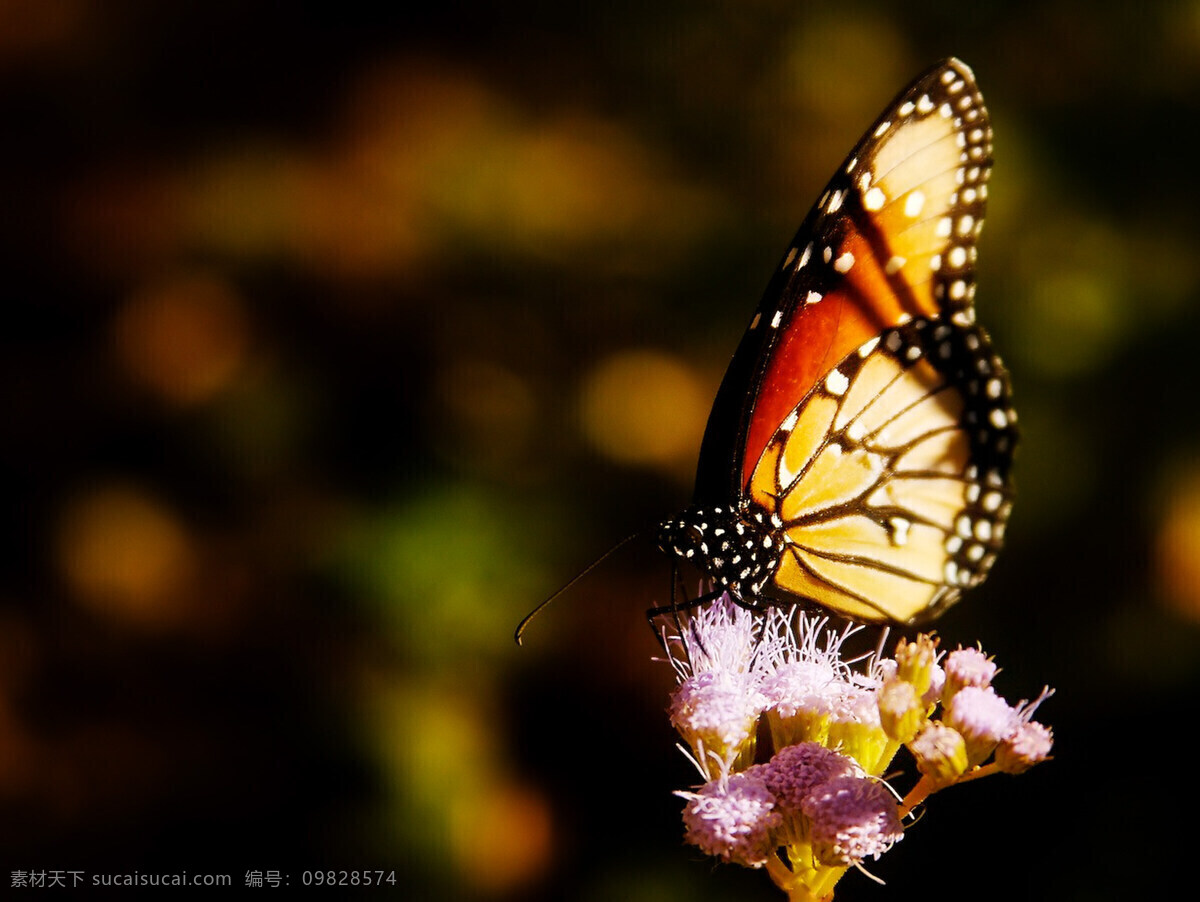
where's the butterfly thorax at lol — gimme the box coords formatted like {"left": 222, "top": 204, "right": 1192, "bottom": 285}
{"left": 658, "top": 502, "right": 782, "bottom": 602}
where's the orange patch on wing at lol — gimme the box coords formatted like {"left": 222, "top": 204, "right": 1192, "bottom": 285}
{"left": 742, "top": 287, "right": 886, "bottom": 490}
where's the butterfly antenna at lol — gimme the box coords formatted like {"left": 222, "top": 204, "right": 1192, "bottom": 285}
{"left": 514, "top": 533, "right": 641, "bottom": 645}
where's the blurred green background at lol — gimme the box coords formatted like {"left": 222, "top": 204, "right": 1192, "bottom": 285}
{"left": 1, "top": 1, "right": 1197, "bottom": 898}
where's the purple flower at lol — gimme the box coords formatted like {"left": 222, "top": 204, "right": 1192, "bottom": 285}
{"left": 996, "top": 720, "right": 1054, "bottom": 773}
{"left": 660, "top": 594, "right": 773, "bottom": 776}
{"left": 943, "top": 646, "right": 998, "bottom": 703}
{"left": 761, "top": 659, "right": 842, "bottom": 719}
{"left": 669, "top": 670, "right": 765, "bottom": 774}
{"left": 757, "top": 609, "right": 886, "bottom": 759}
{"left": 995, "top": 686, "right": 1055, "bottom": 773}
{"left": 761, "top": 742, "right": 863, "bottom": 812}
{"left": 759, "top": 659, "right": 844, "bottom": 751}
{"left": 656, "top": 595, "right": 1056, "bottom": 898}
{"left": 678, "top": 768, "right": 782, "bottom": 867}
{"left": 943, "top": 686, "right": 1017, "bottom": 766}
{"left": 661, "top": 593, "right": 767, "bottom": 683}
{"left": 801, "top": 775, "right": 904, "bottom": 867}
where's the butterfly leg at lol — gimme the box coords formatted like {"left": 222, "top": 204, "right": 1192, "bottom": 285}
{"left": 646, "top": 568, "right": 727, "bottom": 662}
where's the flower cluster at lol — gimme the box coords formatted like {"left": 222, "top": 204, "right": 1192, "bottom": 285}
{"left": 660, "top": 596, "right": 1053, "bottom": 901}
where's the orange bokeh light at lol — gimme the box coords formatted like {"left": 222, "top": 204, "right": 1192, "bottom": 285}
{"left": 1156, "top": 470, "right": 1200, "bottom": 622}
{"left": 56, "top": 485, "right": 197, "bottom": 629}
{"left": 112, "top": 272, "right": 251, "bottom": 406}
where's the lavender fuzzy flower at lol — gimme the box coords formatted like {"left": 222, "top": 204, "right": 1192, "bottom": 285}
{"left": 657, "top": 596, "right": 1054, "bottom": 899}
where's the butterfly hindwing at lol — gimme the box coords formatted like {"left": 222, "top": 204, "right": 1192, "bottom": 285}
{"left": 750, "top": 317, "right": 1014, "bottom": 622}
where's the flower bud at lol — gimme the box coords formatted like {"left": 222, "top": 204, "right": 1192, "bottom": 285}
{"left": 942, "top": 646, "right": 998, "bottom": 706}
{"left": 893, "top": 633, "right": 939, "bottom": 698}
{"left": 995, "top": 720, "right": 1053, "bottom": 774}
{"left": 943, "top": 686, "right": 1017, "bottom": 766}
{"left": 878, "top": 678, "right": 924, "bottom": 744}
{"left": 909, "top": 721, "right": 968, "bottom": 783}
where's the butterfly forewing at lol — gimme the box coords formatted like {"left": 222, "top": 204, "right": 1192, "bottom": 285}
{"left": 735, "top": 60, "right": 993, "bottom": 490}
{"left": 664, "top": 58, "right": 1015, "bottom": 625}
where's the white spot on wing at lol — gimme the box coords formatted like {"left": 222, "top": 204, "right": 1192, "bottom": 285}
{"left": 858, "top": 335, "right": 880, "bottom": 356}
{"left": 825, "top": 369, "right": 849, "bottom": 395}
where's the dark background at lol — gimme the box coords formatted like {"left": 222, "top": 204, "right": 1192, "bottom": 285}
{"left": 1, "top": 1, "right": 1195, "bottom": 898}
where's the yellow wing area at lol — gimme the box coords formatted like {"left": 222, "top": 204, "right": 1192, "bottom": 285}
{"left": 852, "top": 65, "right": 991, "bottom": 320}
{"left": 857, "top": 115, "right": 975, "bottom": 318}
{"left": 748, "top": 346, "right": 975, "bottom": 623}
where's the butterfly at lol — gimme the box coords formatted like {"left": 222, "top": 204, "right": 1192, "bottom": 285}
{"left": 658, "top": 58, "right": 1016, "bottom": 625}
